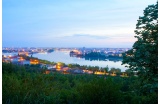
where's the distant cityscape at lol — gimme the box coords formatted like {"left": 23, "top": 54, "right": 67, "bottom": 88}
{"left": 2, "top": 47, "right": 131, "bottom": 64}
{"left": 2, "top": 47, "right": 130, "bottom": 71}
{"left": 2, "top": 47, "right": 130, "bottom": 56}
{"left": 2, "top": 47, "right": 132, "bottom": 76}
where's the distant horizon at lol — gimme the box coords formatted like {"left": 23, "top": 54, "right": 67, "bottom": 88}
{"left": 2, "top": 46, "right": 131, "bottom": 49}
{"left": 2, "top": 0, "right": 157, "bottom": 47}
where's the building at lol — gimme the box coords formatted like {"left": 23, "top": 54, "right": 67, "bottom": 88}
{"left": 56, "top": 62, "right": 64, "bottom": 70}
{"left": 18, "top": 52, "right": 29, "bottom": 56}
{"left": 30, "top": 59, "right": 39, "bottom": 65}
{"left": 83, "top": 70, "right": 93, "bottom": 74}
{"left": 73, "top": 69, "right": 83, "bottom": 74}
{"left": 19, "top": 60, "right": 30, "bottom": 65}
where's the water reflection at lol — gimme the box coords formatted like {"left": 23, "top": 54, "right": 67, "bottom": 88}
{"left": 70, "top": 54, "right": 123, "bottom": 62}
{"left": 3, "top": 51, "right": 126, "bottom": 71}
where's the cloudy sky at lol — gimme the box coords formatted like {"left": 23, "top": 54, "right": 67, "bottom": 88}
{"left": 2, "top": 0, "right": 157, "bottom": 48}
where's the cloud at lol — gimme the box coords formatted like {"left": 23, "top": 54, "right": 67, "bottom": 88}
{"left": 62, "top": 34, "right": 110, "bottom": 39}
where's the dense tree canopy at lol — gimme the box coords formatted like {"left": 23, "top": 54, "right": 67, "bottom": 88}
{"left": 4, "top": 62, "right": 156, "bottom": 104}
{"left": 122, "top": 2, "right": 158, "bottom": 94}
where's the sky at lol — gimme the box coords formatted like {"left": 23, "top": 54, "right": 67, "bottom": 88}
{"left": 2, "top": 0, "right": 157, "bottom": 48}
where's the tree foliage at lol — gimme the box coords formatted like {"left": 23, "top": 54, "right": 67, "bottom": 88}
{"left": 122, "top": 2, "right": 158, "bottom": 95}
{"left": 109, "top": 68, "right": 121, "bottom": 73}
{"left": 3, "top": 62, "right": 158, "bottom": 103}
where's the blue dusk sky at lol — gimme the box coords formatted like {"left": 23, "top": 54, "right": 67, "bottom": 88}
{"left": 2, "top": 0, "right": 157, "bottom": 48}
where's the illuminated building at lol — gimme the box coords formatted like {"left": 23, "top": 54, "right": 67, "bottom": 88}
{"left": 56, "top": 62, "right": 64, "bottom": 70}
{"left": 30, "top": 59, "right": 39, "bottom": 65}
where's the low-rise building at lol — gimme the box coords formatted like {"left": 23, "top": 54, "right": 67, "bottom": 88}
{"left": 83, "top": 70, "right": 93, "bottom": 74}
{"left": 30, "top": 59, "right": 39, "bottom": 65}
{"left": 56, "top": 62, "right": 64, "bottom": 70}
{"left": 19, "top": 60, "right": 30, "bottom": 65}
{"left": 73, "top": 69, "right": 83, "bottom": 74}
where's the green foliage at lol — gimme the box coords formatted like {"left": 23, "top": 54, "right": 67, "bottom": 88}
{"left": 2, "top": 64, "right": 142, "bottom": 104}
{"left": 109, "top": 67, "right": 121, "bottom": 75}
{"left": 68, "top": 63, "right": 80, "bottom": 68}
{"left": 76, "top": 78, "right": 122, "bottom": 104}
{"left": 85, "top": 52, "right": 104, "bottom": 57}
{"left": 123, "top": 2, "right": 158, "bottom": 76}
{"left": 125, "top": 69, "right": 134, "bottom": 76}
{"left": 103, "top": 65, "right": 109, "bottom": 72}
{"left": 2, "top": 62, "right": 26, "bottom": 74}
{"left": 3, "top": 62, "right": 158, "bottom": 104}
{"left": 39, "top": 59, "right": 55, "bottom": 65}
{"left": 122, "top": 1, "right": 158, "bottom": 99}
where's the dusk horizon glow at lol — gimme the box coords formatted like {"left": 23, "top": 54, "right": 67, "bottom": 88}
{"left": 2, "top": 0, "right": 157, "bottom": 48}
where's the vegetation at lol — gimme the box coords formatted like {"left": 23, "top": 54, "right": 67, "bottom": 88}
{"left": 3, "top": 62, "right": 157, "bottom": 104}
{"left": 84, "top": 52, "right": 123, "bottom": 61}
{"left": 109, "top": 67, "right": 121, "bottom": 75}
{"left": 107, "top": 55, "right": 123, "bottom": 59}
{"left": 85, "top": 52, "right": 105, "bottom": 58}
{"left": 122, "top": 2, "right": 158, "bottom": 103}
{"left": 39, "top": 59, "right": 55, "bottom": 65}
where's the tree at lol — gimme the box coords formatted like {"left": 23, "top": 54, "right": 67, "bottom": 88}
{"left": 125, "top": 69, "right": 134, "bottom": 76}
{"left": 109, "top": 67, "right": 121, "bottom": 76}
{"left": 103, "top": 65, "right": 109, "bottom": 73}
{"left": 122, "top": 2, "right": 158, "bottom": 94}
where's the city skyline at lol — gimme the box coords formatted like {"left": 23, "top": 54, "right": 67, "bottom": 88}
{"left": 2, "top": 0, "right": 157, "bottom": 48}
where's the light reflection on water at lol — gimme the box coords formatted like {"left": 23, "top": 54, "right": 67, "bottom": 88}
{"left": 2, "top": 51, "right": 127, "bottom": 72}
{"left": 33, "top": 51, "right": 127, "bottom": 72}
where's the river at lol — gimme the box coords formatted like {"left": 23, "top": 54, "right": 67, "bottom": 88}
{"left": 33, "top": 51, "right": 127, "bottom": 72}
{"left": 2, "top": 51, "right": 127, "bottom": 72}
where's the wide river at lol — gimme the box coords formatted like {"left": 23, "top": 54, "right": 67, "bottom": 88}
{"left": 34, "top": 51, "right": 127, "bottom": 72}
{"left": 3, "top": 51, "right": 127, "bottom": 72}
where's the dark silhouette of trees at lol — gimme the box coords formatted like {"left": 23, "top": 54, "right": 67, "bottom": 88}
{"left": 122, "top": 2, "right": 158, "bottom": 98}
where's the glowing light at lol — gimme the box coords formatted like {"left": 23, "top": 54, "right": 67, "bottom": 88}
{"left": 94, "top": 71, "right": 105, "bottom": 75}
